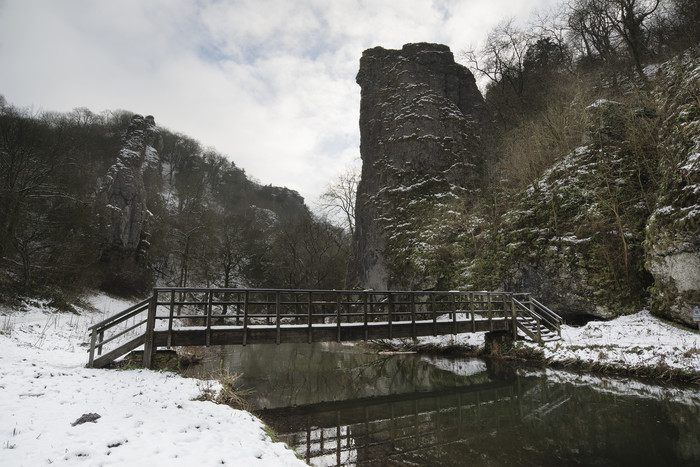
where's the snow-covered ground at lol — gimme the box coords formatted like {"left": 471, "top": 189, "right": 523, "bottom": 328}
{"left": 411, "top": 309, "right": 700, "bottom": 378}
{"left": 0, "top": 294, "right": 306, "bottom": 467}
{"left": 523, "top": 310, "right": 700, "bottom": 375}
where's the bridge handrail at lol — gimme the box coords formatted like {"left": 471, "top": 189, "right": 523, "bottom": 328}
{"left": 512, "top": 296, "right": 562, "bottom": 342}
{"left": 530, "top": 298, "right": 563, "bottom": 328}
{"left": 87, "top": 297, "right": 152, "bottom": 368}
{"left": 88, "top": 297, "right": 152, "bottom": 331}
{"left": 513, "top": 299, "right": 557, "bottom": 330}
{"left": 154, "top": 286, "right": 505, "bottom": 293}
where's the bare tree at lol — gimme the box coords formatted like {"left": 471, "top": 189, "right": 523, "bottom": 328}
{"left": 605, "top": 0, "right": 660, "bottom": 75}
{"left": 319, "top": 169, "right": 358, "bottom": 237}
{"left": 568, "top": 0, "right": 660, "bottom": 74}
{"left": 568, "top": 0, "right": 619, "bottom": 64}
{"left": 463, "top": 19, "right": 531, "bottom": 97}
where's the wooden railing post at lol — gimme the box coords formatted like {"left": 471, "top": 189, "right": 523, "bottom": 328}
{"left": 487, "top": 293, "right": 493, "bottom": 331}
{"left": 242, "top": 290, "right": 249, "bottom": 346}
{"left": 142, "top": 292, "right": 158, "bottom": 368}
{"left": 205, "top": 290, "right": 213, "bottom": 347}
{"left": 307, "top": 291, "right": 313, "bottom": 344}
{"left": 235, "top": 292, "right": 240, "bottom": 326}
{"left": 98, "top": 331, "right": 104, "bottom": 356}
{"left": 388, "top": 292, "right": 394, "bottom": 339}
{"left": 363, "top": 292, "right": 369, "bottom": 341}
{"left": 510, "top": 294, "right": 517, "bottom": 340}
{"left": 88, "top": 327, "right": 98, "bottom": 368}
{"left": 470, "top": 292, "right": 476, "bottom": 332}
{"left": 336, "top": 293, "right": 342, "bottom": 342}
{"left": 450, "top": 293, "right": 457, "bottom": 335}
{"left": 167, "top": 290, "right": 175, "bottom": 348}
{"left": 410, "top": 293, "right": 416, "bottom": 339}
{"left": 275, "top": 291, "right": 281, "bottom": 344}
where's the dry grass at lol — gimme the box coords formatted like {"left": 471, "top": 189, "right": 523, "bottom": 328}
{"left": 195, "top": 370, "right": 253, "bottom": 410}
{"left": 215, "top": 372, "right": 252, "bottom": 409}
{"left": 0, "top": 314, "right": 12, "bottom": 336}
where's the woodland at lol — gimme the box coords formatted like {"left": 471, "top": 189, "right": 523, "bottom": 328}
{"left": 0, "top": 0, "right": 698, "bottom": 320}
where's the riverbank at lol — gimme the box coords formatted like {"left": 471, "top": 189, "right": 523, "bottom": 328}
{"left": 0, "top": 293, "right": 306, "bottom": 467}
{"left": 373, "top": 310, "right": 700, "bottom": 384}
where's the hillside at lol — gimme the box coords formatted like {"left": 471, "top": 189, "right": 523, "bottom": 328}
{"left": 0, "top": 105, "right": 348, "bottom": 301}
{"left": 348, "top": 42, "right": 699, "bottom": 326}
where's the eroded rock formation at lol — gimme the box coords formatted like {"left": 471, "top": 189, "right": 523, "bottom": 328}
{"left": 348, "top": 43, "right": 486, "bottom": 290}
{"left": 645, "top": 50, "right": 700, "bottom": 326}
{"left": 97, "top": 114, "right": 162, "bottom": 292}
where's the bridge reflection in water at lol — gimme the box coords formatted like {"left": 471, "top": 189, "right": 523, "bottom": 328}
{"left": 259, "top": 369, "right": 700, "bottom": 467}
{"left": 261, "top": 375, "right": 558, "bottom": 467}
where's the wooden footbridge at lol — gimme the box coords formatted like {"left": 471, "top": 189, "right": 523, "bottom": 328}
{"left": 87, "top": 288, "right": 562, "bottom": 369}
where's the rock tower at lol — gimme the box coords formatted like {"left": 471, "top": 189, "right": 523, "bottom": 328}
{"left": 347, "top": 43, "right": 486, "bottom": 290}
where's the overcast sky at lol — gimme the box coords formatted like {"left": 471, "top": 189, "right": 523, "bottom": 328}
{"left": 0, "top": 0, "right": 558, "bottom": 208}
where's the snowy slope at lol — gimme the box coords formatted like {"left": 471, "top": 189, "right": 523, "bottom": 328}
{"left": 0, "top": 294, "right": 306, "bottom": 467}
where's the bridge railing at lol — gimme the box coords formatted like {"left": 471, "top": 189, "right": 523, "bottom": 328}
{"left": 512, "top": 293, "right": 563, "bottom": 342}
{"left": 147, "top": 288, "right": 515, "bottom": 329}
{"left": 88, "top": 288, "right": 561, "bottom": 368}
{"left": 87, "top": 297, "right": 153, "bottom": 368}
{"left": 139, "top": 288, "right": 518, "bottom": 360}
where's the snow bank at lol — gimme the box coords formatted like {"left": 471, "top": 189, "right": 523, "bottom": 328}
{"left": 0, "top": 294, "right": 305, "bottom": 467}
{"left": 385, "top": 309, "right": 700, "bottom": 380}
{"left": 522, "top": 309, "right": 700, "bottom": 374}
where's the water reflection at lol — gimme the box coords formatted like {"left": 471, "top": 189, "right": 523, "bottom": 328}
{"left": 186, "top": 343, "right": 700, "bottom": 466}
{"left": 185, "top": 342, "right": 491, "bottom": 409}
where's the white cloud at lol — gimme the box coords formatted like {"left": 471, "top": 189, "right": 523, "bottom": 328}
{"left": 0, "top": 0, "right": 559, "bottom": 206}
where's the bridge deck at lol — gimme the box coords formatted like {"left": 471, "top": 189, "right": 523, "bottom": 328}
{"left": 152, "top": 318, "right": 509, "bottom": 347}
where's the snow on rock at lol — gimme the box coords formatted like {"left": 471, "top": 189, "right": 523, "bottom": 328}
{"left": 0, "top": 294, "right": 306, "bottom": 467}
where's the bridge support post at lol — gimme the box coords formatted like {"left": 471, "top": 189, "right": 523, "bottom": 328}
{"left": 142, "top": 292, "right": 158, "bottom": 369}
{"left": 88, "top": 327, "right": 98, "bottom": 368}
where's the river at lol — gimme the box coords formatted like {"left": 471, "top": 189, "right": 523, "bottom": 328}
{"left": 185, "top": 342, "right": 700, "bottom": 466}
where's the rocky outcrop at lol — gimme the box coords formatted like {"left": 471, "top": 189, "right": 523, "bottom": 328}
{"left": 97, "top": 114, "right": 162, "bottom": 292}
{"left": 348, "top": 43, "right": 486, "bottom": 290}
{"left": 645, "top": 48, "right": 700, "bottom": 325}
{"left": 99, "top": 114, "right": 161, "bottom": 251}
{"left": 347, "top": 41, "right": 699, "bottom": 326}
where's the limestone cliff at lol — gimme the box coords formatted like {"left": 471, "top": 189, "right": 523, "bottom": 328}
{"left": 645, "top": 48, "right": 700, "bottom": 326}
{"left": 97, "top": 114, "right": 162, "bottom": 292}
{"left": 348, "top": 41, "right": 700, "bottom": 326}
{"left": 495, "top": 98, "right": 656, "bottom": 319}
{"left": 347, "top": 43, "right": 486, "bottom": 290}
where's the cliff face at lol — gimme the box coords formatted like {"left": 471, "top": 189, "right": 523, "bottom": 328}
{"left": 645, "top": 49, "right": 700, "bottom": 326}
{"left": 98, "top": 114, "right": 161, "bottom": 251}
{"left": 348, "top": 43, "right": 486, "bottom": 290}
{"left": 97, "top": 114, "right": 162, "bottom": 292}
{"left": 495, "top": 98, "right": 656, "bottom": 319}
{"left": 349, "top": 41, "right": 699, "bottom": 325}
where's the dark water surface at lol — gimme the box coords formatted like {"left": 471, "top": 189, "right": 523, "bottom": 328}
{"left": 186, "top": 343, "right": 700, "bottom": 467}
